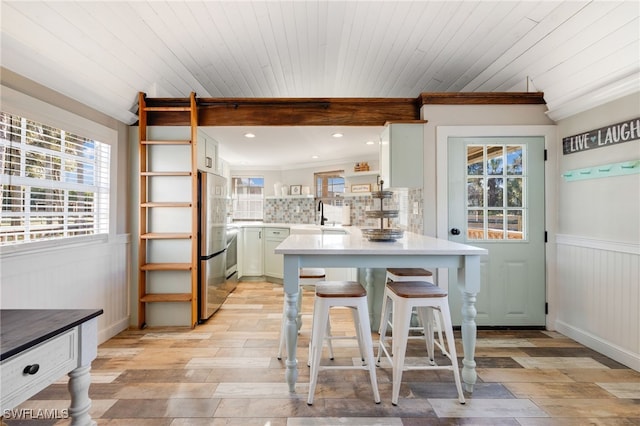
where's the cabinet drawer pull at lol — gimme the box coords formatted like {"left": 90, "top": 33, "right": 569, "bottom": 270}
{"left": 23, "top": 364, "right": 40, "bottom": 375}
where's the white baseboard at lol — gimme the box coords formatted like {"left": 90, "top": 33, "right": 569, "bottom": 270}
{"left": 98, "top": 316, "right": 130, "bottom": 345}
{"left": 555, "top": 320, "right": 640, "bottom": 372}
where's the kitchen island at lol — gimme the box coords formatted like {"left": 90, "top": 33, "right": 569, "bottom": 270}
{"left": 275, "top": 229, "right": 487, "bottom": 393}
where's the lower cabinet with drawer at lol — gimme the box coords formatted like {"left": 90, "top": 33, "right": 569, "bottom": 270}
{"left": 1, "top": 329, "right": 78, "bottom": 412}
{"left": 1, "top": 309, "right": 103, "bottom": 425}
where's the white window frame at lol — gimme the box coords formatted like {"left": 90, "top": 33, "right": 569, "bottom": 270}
{"left": 231, "top": 175, "right": 264, "bottom": 221}
{"left": 0, "top": 85, "right": 118, "bottom": 255}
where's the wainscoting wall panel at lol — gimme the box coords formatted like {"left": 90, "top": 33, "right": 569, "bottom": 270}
{"left": 555, "top": 234, "right": 639, "bottom": 371}
{"left": 0, "top": 234, "right": 130, "bottom": 344}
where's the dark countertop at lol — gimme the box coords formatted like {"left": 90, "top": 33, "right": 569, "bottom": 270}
{"left": 1, "top": 309, "right": 103, "bottom": 361}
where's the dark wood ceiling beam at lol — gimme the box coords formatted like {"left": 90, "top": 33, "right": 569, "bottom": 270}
{"left": 419, "top": 92, "right": 546, "bottom": 105}
{"left": 139, "top": 92, "right": 545, "bottom": 126}
{"left": 144, "top": 97, "right": 420, "bottom": 126}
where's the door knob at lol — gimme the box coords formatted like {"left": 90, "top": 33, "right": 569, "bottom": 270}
{"left": 450, "top": 228, "right": 461, "bottom": 235}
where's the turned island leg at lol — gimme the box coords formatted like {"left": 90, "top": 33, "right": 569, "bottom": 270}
{"left": 283, "top": 255, "right": 300, "bottom": 392}
{"left": 68, "top": 365, "right": 94, "bottom": 426}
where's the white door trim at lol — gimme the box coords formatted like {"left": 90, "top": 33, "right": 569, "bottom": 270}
{"left": 435, "top": 125, "right": 558, "bottom": 329}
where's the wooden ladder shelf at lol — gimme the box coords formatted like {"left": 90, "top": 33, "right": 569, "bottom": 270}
{"left": 137, "top": 92, "right": 199, "bottom": 329}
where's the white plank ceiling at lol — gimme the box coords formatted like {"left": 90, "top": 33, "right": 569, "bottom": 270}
{"left": 1, "top": 0, "right": 638, "bottom": 168}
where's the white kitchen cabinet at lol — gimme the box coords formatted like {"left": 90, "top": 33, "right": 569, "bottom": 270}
{"left": 197, "top": 135, "right": 219, "bottom": 173}
{"left": 379, "top": 122, "right": 424, "bottom": 188}
{"left": 240, "top": 227, "right": 263, "bottom": 277}
{"left": 264, "top": 228, "right": 290, "bottom": 279}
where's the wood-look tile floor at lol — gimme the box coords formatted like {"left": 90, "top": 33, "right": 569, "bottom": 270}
{"left": 6, "top": 281, "right": 640, "bottom": 425}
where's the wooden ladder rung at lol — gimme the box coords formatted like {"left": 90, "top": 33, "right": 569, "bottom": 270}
{"left": 141, "top": 263, "right": 192, "bottom": 271}
{"left": 143, "top": 106, "right": 191, "bottom": 112}
{"left": 141, "top": 202, "right": 192, "bottom": 208}
{"left": 141, "top": 171, "right": 192, "bottom": 177}
{"left": 141, "top": 140, "right": 191, "bottom": 145}
{"left": 140, "top": 293, "right": 192, "bottom": 303}
{"left": 141, "top": 233, "right": 192, "bottom": 240}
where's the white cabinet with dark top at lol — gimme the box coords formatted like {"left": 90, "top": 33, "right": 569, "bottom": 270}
{"left": 1, "top": 309, "right": 103, "bottom": 425}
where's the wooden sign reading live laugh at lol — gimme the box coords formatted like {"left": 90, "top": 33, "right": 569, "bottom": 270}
{"left": 562, "top": 117, "right": 640, "bottom": 155}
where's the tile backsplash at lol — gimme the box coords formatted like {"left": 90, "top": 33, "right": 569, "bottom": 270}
{"left": 263, "top": 188, "right": 423, "bottom": 234}
{"left": 264, "top": 197, "right": 316, "bottom": 223}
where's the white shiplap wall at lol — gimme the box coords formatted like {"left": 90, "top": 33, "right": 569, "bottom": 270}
{"left": 0, "top": 236, "right": 131, "bottom": 344}
{"left": 555, "top": 235, "right": 640, "bottom": 370}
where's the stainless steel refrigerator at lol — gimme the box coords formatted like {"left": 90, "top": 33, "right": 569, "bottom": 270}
{"left": 198, "top": 171, "right": 235, "bottom": 321}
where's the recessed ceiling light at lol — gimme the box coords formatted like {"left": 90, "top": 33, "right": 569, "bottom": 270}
{"left": 311, "top": 155, "right": 319, "bottom": 159}
{"left": 331, "top": 132, "right": 343, "bottom": 138}
{"left": 365, "top": 140, "right": 375, "bottom": 145}
{"left": 244, "top": 132, "right": 255, "bottom": 138}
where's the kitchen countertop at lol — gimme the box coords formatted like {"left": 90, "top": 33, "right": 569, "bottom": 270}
{"left": 232, "top": 222, "right": 351, "bottom": 233}
{"left": 275, "top": 229, "right": 487, "bottom": 256}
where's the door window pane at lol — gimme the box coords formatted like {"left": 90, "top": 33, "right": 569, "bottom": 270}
{"left": 467, "top": 209, "right": 484, "bottom": 240}
{"left": 506, "top": 145, "right": 523, "bottom": 175}
{"left": 487, "top": 177, "right": 503, "bottom": 207}
{"left": 487, "top": 210, "right": 504, "bottom": 240}
{"left": 486, "top": 145, "right": 503, "bottom": 175}
{"left": 467, "top": 146, "right": 483, "bottom": 175}
{"left": 507, "top": 210, "right": 524, "bottom": 240}
{"left": 467, "top": 178, "right": 484, "bottom": 207}
{"left": 507, "top": 177, "right": 523, "bottom": 207}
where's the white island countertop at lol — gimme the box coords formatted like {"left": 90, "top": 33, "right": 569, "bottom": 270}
{"left": 275, "top": 228, "right": 487, "bottom": 256}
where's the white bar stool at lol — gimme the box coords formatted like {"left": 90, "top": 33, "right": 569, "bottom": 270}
{"left": 277, "top": 268, "right": 331, "bottom": 360}
{"left": 307, "top": 281, "right": 380, "bottom": 405}
{"left": 385, "top": 267, "right": 446, "bottom": 356}
{"left": 376, "top": 281, "right": 465, "bottom": 406}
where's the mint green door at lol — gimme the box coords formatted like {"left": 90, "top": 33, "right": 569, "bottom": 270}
{"left": 448, "top": 137, "right": 546, "bottom": 326}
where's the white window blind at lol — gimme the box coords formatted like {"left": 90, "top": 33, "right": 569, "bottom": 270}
{"left": 0, "top": 112, "right": 110, "bottom": 245}
{"left": 232, "top": 176, "right": 264, "bottom": 220}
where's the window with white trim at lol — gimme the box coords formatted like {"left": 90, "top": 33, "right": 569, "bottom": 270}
{"left": 0, "top": 111, "right": 110, "bottom": 245}
{"left": 231, "top": 176, "right": 264, "bottom": 220}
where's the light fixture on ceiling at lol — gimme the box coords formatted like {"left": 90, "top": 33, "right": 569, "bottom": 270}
{"left": 244, "top": 132, "right": 255, "bottom": 138}
{"left": 311, "top": 155, "right": 319, "bottom": 159}
{"left": 331, "top": 132, "right": 343, "bottom": 138}
{"left": 365, "top": 140, "right": 375, "bottom": 145}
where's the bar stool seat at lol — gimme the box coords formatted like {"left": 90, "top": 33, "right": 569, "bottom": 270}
{"left": 377, "top": 281, "right": 465, "bottom": 405}
{"left": 307, "top": 281, "right": 380, "bottom": 405}
{"left": 386, "top": 268, "right": 434, "bottom": 283}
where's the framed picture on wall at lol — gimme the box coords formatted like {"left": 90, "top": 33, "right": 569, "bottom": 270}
{"left": 290, "top": 185, "right": 302, "bottom": 195}
{"left": 351, "top": 184, "right": 371, "bottom": 193}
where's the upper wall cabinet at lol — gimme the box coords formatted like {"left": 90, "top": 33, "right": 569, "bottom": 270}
{"left": 379, "top": 122, "right": 424, "bottom": 189}
{"left": 197, "top": 133, "right": 222, "bottom": 175}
